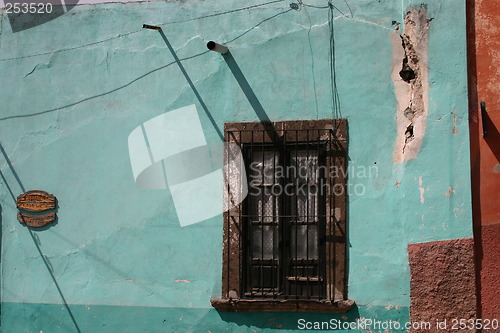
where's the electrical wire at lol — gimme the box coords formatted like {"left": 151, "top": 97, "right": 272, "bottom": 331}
{"left": 224, "top": 8, "right": 292, "bottom": 45}
{"left": 301, "top": 1, "right": 353, "bottom": 18}
{"left": 328, "top": 0, "right": 342, "bottom": 119}
{"left": 157, "top": 0, "right": 285, "bottom": 26}
{"left": 303, "top": 6, "right": 320, "bottom": 119}
{"left": 0, "top": 0, "right": 348, "bottom": 121}
{"left": 0, "top": 8, "right": 292, "bottom": 122}
{"left": 0, "top": 30, "right": 142, "bottom": 62}
{"left": 297, "top": 0, "right": 348, "bottom": 119}
{"left": 302, "top": 3, "right": 329, "bottom": 9}
{"left": 0, "top": 0, "right": 285, "bottom": 62}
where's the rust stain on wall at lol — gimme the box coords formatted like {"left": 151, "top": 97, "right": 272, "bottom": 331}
{"left": 392, "top": 7, "right": 430, "bottom": 163}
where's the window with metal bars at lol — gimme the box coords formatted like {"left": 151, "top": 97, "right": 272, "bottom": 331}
{"left": 212, "top": 119, "right": 353, "bottom": 312}
{"left": 245, "top": 143, "right": 325, "bottom": 299}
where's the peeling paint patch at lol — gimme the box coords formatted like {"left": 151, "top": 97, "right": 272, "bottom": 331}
{"left": 418, "top": 176, "right": 425, "bottom": 204}
{"left": 392, "top": 7, "right": 430, "bottom": 163}
{"left": 174, "top": 279, "right": 190, "bottom": 283}
{"left": 444, "top": 186, "right": 456, "bottom": 197}
{"left": 452, "top": 110, "right": 459, "bottom": 134}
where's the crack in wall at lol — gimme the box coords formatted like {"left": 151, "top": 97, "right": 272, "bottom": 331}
{"left": 392, "top": 6, "right": 431, "bottom": 163}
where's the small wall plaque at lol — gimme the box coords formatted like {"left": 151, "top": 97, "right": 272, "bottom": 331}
{"left": 17, "top": 190, "right": 56, "bottom": 212}
{"left": 16, "top": 190, "right": 57, "bottom": 227}
{"left": 17, "top": 212, "right": 56, "bottom": 227}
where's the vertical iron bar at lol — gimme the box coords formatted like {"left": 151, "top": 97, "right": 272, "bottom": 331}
{"left": 317, "top": 129, "right": 321, "bottom": 300}
{"left": 295, "top": 130, "right": 299, "bottom": 299}
{"left": 260, "top": 131, "right": 264, "bottom": 297}
{"left": 329, "top": 129, "right": 333, "bottom": 301}
{"left": 303, "top": 129, "right": 310, "bottom": 299}
{"left": 334, "top": 129, "right": 338, "bottom": 301}
{"left": 238, "top": 131, "right": 242, "bottom": 298}
{"left": 272, "top": 130, "right": 276, "bottom": 298}
{"left": 342, "top": 131, "right": 347, "bottom": 300}
{"left": 249, "top": 130, "right": 254, "bottom": 298}
{"left": 226, "top": 132, "right": 230, "bottom": 298}
{"left": 281, "top": 128, "right": 287, "bottom": 298}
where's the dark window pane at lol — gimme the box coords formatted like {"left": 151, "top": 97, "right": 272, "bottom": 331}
{"left": 252, "top": 225, "right": 279, "bottom": 258}
{"left": 251, "top": 265, "right": 279, "bottom": 289}
{"left": 290, "top": 224, "right": 318, "bottom": 259}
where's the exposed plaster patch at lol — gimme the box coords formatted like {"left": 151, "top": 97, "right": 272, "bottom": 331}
{"left": 392, "top": 7, "right": 430, "bottom": 163}
{"left": 174, "top": 279, "right": 190, "bottom": 283}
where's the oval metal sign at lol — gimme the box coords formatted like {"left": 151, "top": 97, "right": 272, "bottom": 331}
{"left": 16, "top": 190, "right": 57, "bottom": 227}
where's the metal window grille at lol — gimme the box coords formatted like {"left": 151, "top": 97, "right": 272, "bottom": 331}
{"left": 222, "top": 120, "right": 347, "bottom": 303}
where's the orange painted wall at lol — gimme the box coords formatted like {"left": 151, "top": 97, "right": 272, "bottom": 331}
{"left": 467, "top": 0, "right": 500, "bottom": 320}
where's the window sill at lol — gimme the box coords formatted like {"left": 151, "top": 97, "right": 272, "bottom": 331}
{"left": 210, "top": 298, "right": 355, "bottom": 313}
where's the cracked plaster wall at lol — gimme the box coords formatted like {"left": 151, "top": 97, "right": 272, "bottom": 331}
{"left": 392, "top": 6, "right": 430, "bottom": 163}
{"left": 0, "top": 0, "right": 473, "bottom": 331}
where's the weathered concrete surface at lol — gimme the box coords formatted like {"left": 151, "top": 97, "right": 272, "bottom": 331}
{"left": 408, "top": 238, "right": 476, "bottom": 332}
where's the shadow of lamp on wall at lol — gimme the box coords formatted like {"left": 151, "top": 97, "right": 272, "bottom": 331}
{"left": 142, "top": 24, "right": 224, "bottom": 141}
{"left": 206, "top": 41, "right": 272, "bottom": 124}
{"left": 480, "top": 101, "right": 500, "bottom": 162}
{"left": 0, "top": 142, "right": 80, "bottom": 332}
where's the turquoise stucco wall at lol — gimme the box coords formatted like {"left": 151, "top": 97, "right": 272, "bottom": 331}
{"left": 0, "top": 0, "right": 471, "bottom": 331}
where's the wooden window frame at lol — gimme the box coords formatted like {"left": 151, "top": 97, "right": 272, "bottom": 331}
{"left": 211, "top": 119, "right": 354, "bottom": 312}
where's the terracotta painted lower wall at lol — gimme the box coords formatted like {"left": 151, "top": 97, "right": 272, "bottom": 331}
{"left": 476, "top": 223, "right": 500, "bottom": 319}
{"left": 408, "top": 238, "right": 476, "bottom": 332}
